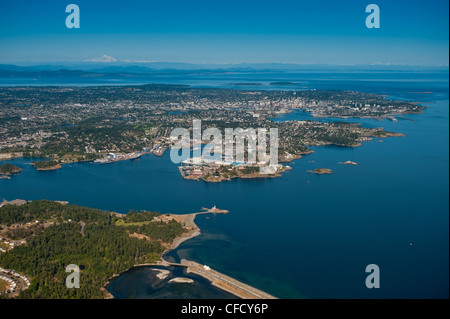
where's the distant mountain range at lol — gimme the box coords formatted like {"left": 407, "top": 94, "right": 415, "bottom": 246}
{"left": 0, "top": 62, "right": 447, "bottom": 80}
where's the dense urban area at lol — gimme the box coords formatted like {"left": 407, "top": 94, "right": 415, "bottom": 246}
{"left": 0, "top": 85, "right": 417, "bottom": 181}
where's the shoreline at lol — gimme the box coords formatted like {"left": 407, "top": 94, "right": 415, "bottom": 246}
{"left": 180, "top": 164, "right": 292, "bottom": 183}
{"left": 34, "top": 164, "right": 62, "bottom": 171}
{"left": 103, "top": 207, "right": 226, "bottom": 296}
{"left": 161, "top": 206, "right": 229, "bottom": 255}
{"left": 104, "top": 206, "right": 276, "bottom": 299}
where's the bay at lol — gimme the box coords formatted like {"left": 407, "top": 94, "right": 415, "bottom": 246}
{"left": 0, "top": 72, "right": 448, "bottom": 298}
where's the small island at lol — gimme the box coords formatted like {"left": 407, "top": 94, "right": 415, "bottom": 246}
{"left": 228, "top": 83, "right": 264, "bottom": 86}
{"left": 168, "top": 277, "right": 194, "bottom": 284}
{"left": 32, "top": 160, "right": 61, "bottom": 171}
{"left": 307, "top": 168, "right": 333, "bottom": 175}
{"left": 339, "top": 161, "right": 358, "bottom": 165}
{"left": 270, "top": 81, "right": 296, "bottom": 85}
{"left": 0, "top": 164, "right": 22, "bottom": 178}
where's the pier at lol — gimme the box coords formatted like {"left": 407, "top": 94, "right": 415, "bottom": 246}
{"left": 397, "top": 116, "right": 415, "bottom": 122}
{"left": 110, "top": 206, "right": 276, "bottom": 299}
{"left": 131, "top": 257, "right": 276, "bottom": 300}
{"left": 133, "top": 206, "right": 275, "bottom": 299}
{"left": 144, "top": 257, "right": 277, "bottom": 299}
{"left": 179, "top": 259, "right": 276, "bottom": 299}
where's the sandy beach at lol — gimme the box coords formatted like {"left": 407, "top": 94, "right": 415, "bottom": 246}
{"left": 165, "top": 207, "right": 229, "bottom": 252}
{"left": 104, "top": 206, "right": 276, "bottom": 299}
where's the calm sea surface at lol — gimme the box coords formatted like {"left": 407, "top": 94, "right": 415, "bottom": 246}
{"left": 1, "top": 72, "right": 448, "bottom": 298}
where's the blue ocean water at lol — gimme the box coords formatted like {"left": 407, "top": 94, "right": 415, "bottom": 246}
{"left": 0, "top": 72, "right": 448, "bottom": 298}
{"left": 105, "top": 265, "right": 238, "bottom": 299}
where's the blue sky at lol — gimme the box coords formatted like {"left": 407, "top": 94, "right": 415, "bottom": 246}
{"left": 0, "top": 0, "right": 448, "bottom": 65}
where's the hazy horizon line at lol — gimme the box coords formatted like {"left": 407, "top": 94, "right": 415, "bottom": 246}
{"left": 1, "top": 60, "right": 448, "bottom": 69}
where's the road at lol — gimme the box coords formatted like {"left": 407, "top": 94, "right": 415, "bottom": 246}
{"left": 180, "top": 259, "right": 276, "bottom": 299}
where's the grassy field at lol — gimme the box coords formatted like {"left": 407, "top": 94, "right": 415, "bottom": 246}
{"left": 114, "top": 219, "right": 154, "bottom": 227}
